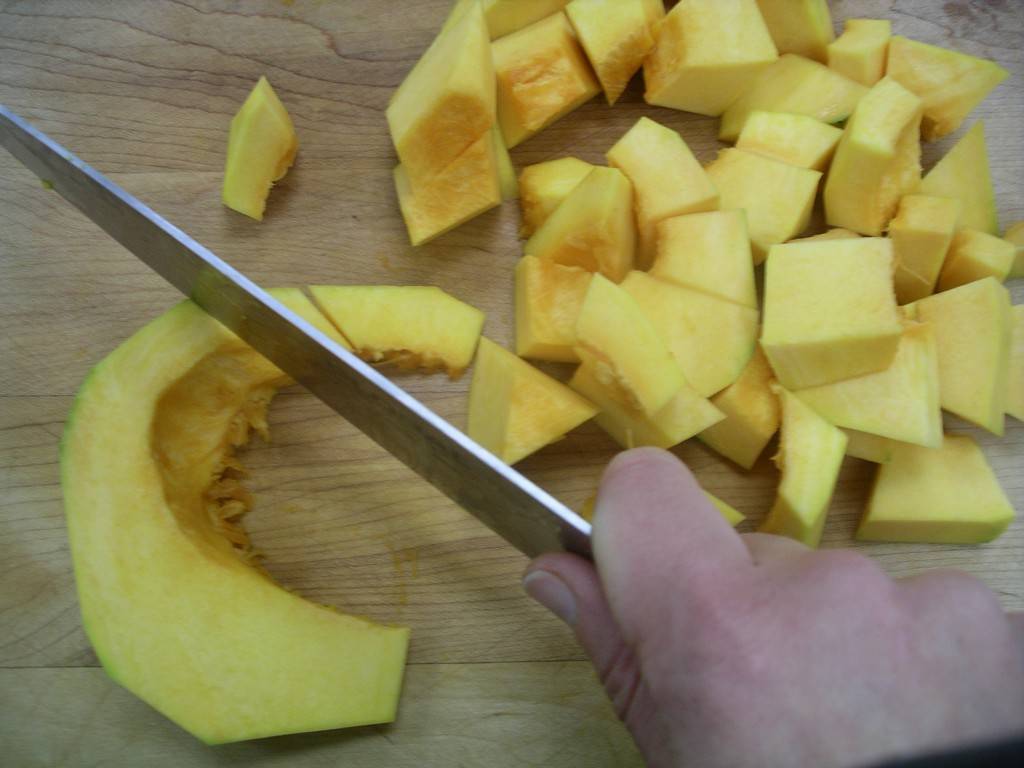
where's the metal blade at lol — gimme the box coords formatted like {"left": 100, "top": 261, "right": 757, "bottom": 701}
{"left": 0, "top": 105, "right": 591, "bottom": 559}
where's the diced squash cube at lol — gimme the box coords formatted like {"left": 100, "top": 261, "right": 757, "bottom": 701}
{"left": 569, "top": 364, "right": 723, "bottom": 449}
{"left": 387, "top": 3, "right": 494, "bottom": 184}
{"left": 794, "top": 322, "right": 942, "bottom": 448}
{"left": 936, "top": 229, "right": 1014, "bottom": 292}
{"left": 482, "top": 0, "right": 572, "bottom": 40}
{"left": 574, "top": 274, "right": 685, "bottom": 416}
{"left": 491, "top": 125, "right": 518, "bottom": 201}
{"left": 824, "top": 77, "right": 922, "bottom": 236}
{"left": 514, "top": 255, "right": 593, "bottom": 362}
{"left": 699, "top": 345, "right": 780, "bottom": 469}
{"left": 706, "top": 493, "right": 745, "bottom": 526}
{"left": 267, "top": 287, "right": 352, "bottom": 350}
{"left": 223, "top": 77, "right": 298, "bottom": 221}
{"left": 790, "top": 228, "right": 860, "bottom": 243}
{"left": 888, "top": 194, "right": 960, "bottom": 303}
{"left": 525, "top": 166, "right": 636, "bottom": 281}
{"left": 643, "top": 0, "right": 778, "bottom": 117}
{"left": 735, "top": 110, "right": 843, "bottom": 171}
{"left": 567, "top": 0, "right": 662, "bottom": 104}
{"left": 918, "top": 122, "right": 998, "bottom": 234}
{"left": 857, "top": 435, "right": 1014, "bottom": 544}
{"left": 887, "top": 36, "right": 1009, "bottom": 141}
{"left": 842, "top": 429, "right": 895, "bottom": 464}
{"left": 754, "top": 0, "right": 833, "bottom": 63}
{"left": 467, "top": 338, "right": 596, "bottom": 464}
{"left": 1008, "top": 306, "right": 1024, "bottom": 422}
{"left": 719, "top": 54, "right": 867, "bottom": 142}
{"left": 706, "top": 148, "right": 821, "bottom": 263}
{"left": 309, "top": 285, "right": 485, "bottom": 377}
{"left": 622, "top": 271, "right": 759, "bottom": 397}
{"left": 518, "top": 157, "right": 594, "bottom": 237}
{"left": 493, "top": 12, "right": 600, "bottom": 148}
{"left": 760, "top": 387, "right": 847, "bottom": 548}
{"left": 1005, "top": 222, "right": 1024, "bottom": 278}
{"left": 762, "top": 238, "right": 903, "bottom": 389}
{"left": 606, "top": 117, "right": 719, "bottom": 268}
{"left": 912, "top": 277, "right": 1012, "bottom": 435}
{"left": 650, "top": 210, "right": 757, "bottom": 309}
{"left": 827, "top": 19, "right": 891, "bottom": 87}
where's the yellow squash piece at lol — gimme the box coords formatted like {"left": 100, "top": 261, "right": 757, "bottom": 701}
{"left": 706, "top": 148, "right": 822, "bottom": 263}
{"left": 1008, "top": 305, "right": 1024, "bottom": 423}
{"left": 719, "top": 54, "right": 867, "bottom": 142}
{"left": 886, "top": 36, "right": 1009, "bottom": 141}
{"left": 912, "top": 277, "right": 1012, "bottom": 435}
{"left": 493, "top": 12, "right": 601, "bottom": 148}
{"left": 492, "top": 124, "right": 518, "bottom": 201}
{"left": 760, "top": 387, "right": 847, "bottom": 547}
{"left": 857, "top": 435, "right": 1014, "bottom": 544}
{"left": 762, "top": 238, "right": 903, "bottom": 389}
{"left": 842, "top": 429, "right": 896, "bottom": 464}
{"left": 222, "top": 76, "right": 298, "bottom": 221}
{"left": 468, "top": 338, "right": 596, "bottom": 464}
{"left": 917, "top": 121, "right": 998, "bottom": 234}
{"left": 525, "top": 166, "right": 636, "bottom": 282}
{"left": 310, "top": 285, "right": 485, "bottom": 378}
{"left": 735, "top": 110, "right": 843, "bottom": 171}
{"left": 1005, "top": 222, "right": 1024, "bottom": 278}
{"left": 794, "top": 322, "right": 942, "bottom": 448}
{"left": 650, "top": 210, "right": 757, "bottom": 309}
{"left": 888, "top": 195, "right": 961, "bottom": 304}
{"left": 824, "top": 77, "right": 923, "bottom": 236}
{"left": 518, "top": 156, "right": 595, "bottom": 237}
{"left": 936, "top": 229, "right": 1014, "bottom": 292}
{"left": 444, "top": 0, "right": 572, "bottom": 40}
{"left": 62, "top": 301, "right": 409, "bottom": 744}
{"left": 606, "top": 117, "right": 719, "bottom": 268}
{"left": 622, "top": 271, "right": 759, "bottom": 398}
{"left": 267, "top": 287, "right": 352, "bottom": 350}
{"left": 643, "top": 0, "right": 778, "bottom": 117}
{"left": 754, "top": 0, "right": 833, "bottom": 63}
{"left": 827, "top": 19, "right": 891, "bottom": 87}
{"left": 790, "top": 228, "right": 860, "bottom": 243}
{"left": 699, "top": 345, "right": 780, "bottom": 470}
{"left": 514, "top": 255, "right": 593, "bottom": 362}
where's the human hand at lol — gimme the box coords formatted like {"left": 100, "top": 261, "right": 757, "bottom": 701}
{"left": 524, "top": 448, "right": 1024, "bottom": 768}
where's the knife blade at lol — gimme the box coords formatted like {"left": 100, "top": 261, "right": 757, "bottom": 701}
{"left": 0, "top": 105, "right": 591, "bottom": 559}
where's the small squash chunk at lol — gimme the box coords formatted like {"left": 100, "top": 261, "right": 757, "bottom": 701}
{"left": 514, "top": 255, "right": 593, "bottom": 362}
{"left": 762, "top": 238, "right": 903, "bottom": 389}
{"left": 857, "top": 435, "right": 1014, "bottom": 544}
{"left": 566, "top": 0, "right": 662, "bottom": 104}
{"left": 794, "top": 322, "right": 942, "bottom": 448}
{"left": 760, "top": 387, "right": 847, "bottom": 548}
{"left": 889, "top": 195, "right": 961, "bottom": 304}
{"left": 222, "top": 76, "right": 298, "bottom": 221}
{"left": 606, "top": 117, "right": 719, "bottom": 268}
{"left": 917, "top": 122, "right": 998, "bottom": 234}
{"left": 842, "top": 429, "right": 896, "bottom": 464}
{"left": 1008, "top": 305, "right": 1024, "bottom": 423}
{"left": 492, "top": 125, "right": 518, "bottom": 201}
{"left": 493, "top": 12, "right": 600, "bottom": 148}
{"left": 789, "top": 228, "right": 860, "bottom": 243}
{"left": 754, "top": 0, "right": 833, "bottom": 63}
{"left": 525, "top": 166, "right": 636, "bottom": 282}
{"left": 735, "top": 111, "right": 843, "bottom": 171}
{"left": 518, "top": 157, "right": 594, "bottom": 237}
{"left": 699, "top": 346, "right": 780, "bottom": 470}
{"left": 886, "top": 36, "right": 1009, "bottom": 141}
{"left": 267, "top": 287, "right": 352, "bottom": 350}
{"left": 482, "top": 0, "right": 572, "bottom": 40}
{"left": 824, "top": 77, "right": 923, "bottom": 236}
{"left": 1005, "top": 222, "right": 1024, "bottom": 278}
{"left": 705, "top": 148, "right": 822, "bottom": 263}
{"left": 309, "top": 285, "right": 484, "bottom": 378}
{"left": 643, "top": 0, "right": 778, "bottom": 117}
{"left": 622, "top": 271, "right": 758, "bottom": 398}
{"left": 569, "top": 364, "right": 723, "bottom": 449}
{"left": 719, "top": 54, "right": 867, "bottom": 142}
{"left": 827, "top": 19, "right": 891, "bottom": 87}
{"left": 912, "top": 277, "right": 1012, "bottom": 435}
{"left": 936, "top": 230, "right": 1014, "bottom": 292}
{"left": 468, "top": 338, "right": 596, "bottom": 465}
{"left": 650, "top": 210, "right": 757, "bottom": 309}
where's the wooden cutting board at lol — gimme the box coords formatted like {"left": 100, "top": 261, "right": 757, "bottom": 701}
{"left": 0, "top": 1, "right": 1021, "bottom": 765}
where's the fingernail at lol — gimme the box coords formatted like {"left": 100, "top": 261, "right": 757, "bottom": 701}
{"left": 523, "top": 570, "right": 577, "bottom": 626}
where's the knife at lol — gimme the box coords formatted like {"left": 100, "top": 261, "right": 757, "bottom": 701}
{"left": 0, "top": 105, "right": 591, "bottom": 559}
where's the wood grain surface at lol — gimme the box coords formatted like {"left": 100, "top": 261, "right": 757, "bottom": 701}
{"left": 0, "top": 1, "right": 1022, "bottom": 765}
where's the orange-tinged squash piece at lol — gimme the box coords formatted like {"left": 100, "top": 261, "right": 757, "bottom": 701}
{"left": 857, "top": 435, "right": 1014, "bottom": 544}
{"left": 267, "top": 287, "right": 352, "bottom": 350}
{"left": 514, "top": 255, "right": 593, "bottom": 362}
{"left": 888, "top": 194, "right": 961, "bottom": 304}
{"left": 886, "top": 36, "right": 1009, "bottom": 141}
{"left": 936, "top": 229, "right": 1014, "bottom": 292}
{"left": 735, "top": 110, "right": 843, "bottom": 171}
{"left": 606, "top": 117, "right": 719, "bottom": 268}
{"left": 917, "top": 121, "right": 998, "bottom": 234}
{"left": 467, "top": 338, "right": 596, "bottom": 464}
{"left": 1005, "top": 222, "right": 1024, "bottom": 278}
{"left": 842, "top": 429, "right": 896, "bottom": 464}
{"left": 525, "top": 166, "right": 636, "bottom": 282}
{"left": 827, "top": 19, "right": 891, "bottom": 87}
{"left": 518, "top": 156, "right": 594, "bottom": 237}
{"left": 790, "top": 228, "right": 860, "bottom": 243}
{"left": 699, "top": 345, "right": 780, "bottom": 469}
{"left": 222, "top": 76, "right": 298, "bottom": 221}
{"left": 310, "top": 285, "right": 484, "bottom": 378}
{"left": 493, "top": 12, "right": 600, "bottom": 148}
{"left": 643, "top": 0, "right": 778, "bottom": 117}
{"left": 754, "top": 0, "right": 833, "bottom": 63}
{"left": 1007, "top": 305, "right": 1024, "bottom": 423}
{"left": 760, "top": 387, "right": 847, "bottom": 547}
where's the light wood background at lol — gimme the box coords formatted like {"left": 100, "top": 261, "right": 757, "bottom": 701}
{"left": 1, "top": 1, "right": 1021, "bottom": 765}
